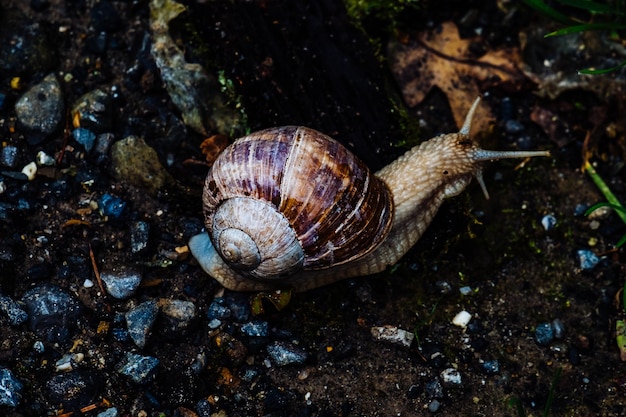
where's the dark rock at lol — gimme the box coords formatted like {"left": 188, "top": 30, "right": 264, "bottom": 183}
{"left": 73, "top": 128, "right": 97, "bottom": 152}
{"left": 125, "top": 300, "right": 158, "bottom": 348}
{"left": 14, "top": 73, "right": 64, "bottom": 134}
{"left": 0, "top": 367, "right": 23, "bottom": 407}
{"left": 99, "top": 193, "right": 127, "bottom": 219}
{"left": 534, "top": 322, "right": 554, "bottom": 346}
{"left": 0, "top": 292, "right": 28, "bottom": 326}
{"left": 241, "top": 320, "right": 269, "bottom": 337}
{"left": 101, "top": 267, "right": 142, "bottom": 299}
{"left": 46, "top": 371, "right": 101, "bottom": 410}
{"left": 267, "top": 341, "right": 308, "bottom": 366}
{"left": 116, "top": 352, "right": 159, "bottom": 384}
{"left": 157, "top": 299, "right": 197, "bottom": 337}
{"left": 130, "top": 220, "right": 150, "bottom": 255}
{"left": 22, "top": 284, "right": 82, "bottom": 343}
{"left": 1, "top": 146, "right": 19, "bottom": 168}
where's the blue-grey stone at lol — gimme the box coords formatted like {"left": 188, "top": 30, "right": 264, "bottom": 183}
{"left": 99, "top": 193, "right": 127, "bottom": 219}
{"left": 0, "top": 367, "right": 23, "bottom": 407}
{"left": 73, "top": 128, "right": 97, "bottom": 152}
{"left": 552, "top": 318, "right": 566, "bottom": 339}
{"left": 241, "top": 320, "right": 269, "bottom": 337}
{"left": 97, "top": 408, "right": 119, "bottom": 417}
{"left": 15, "top": 73, "right": 64, "bottom": 134}
{"left": 428, "top": 399, "right": 441, "bottom": 413}
{"left": 480, "top": 360, "right": 500, "bottom": 374}
{"left": 22, "top": 284, "right": 82, "bottom": 343}
{"left": 207, "top": 298, "right": 231, "bottom": 321}
{"left": 125, "top": 300, "right": 158, "bottom": 348}
{"left": 535, "top": 322, "right": 554, "bottom": 346}
{"left": 116, "top": 352, "right": 159, "bottom": 384}
{"left": 130, "top": 221, "right": 150, "bottom": 254}
{"left": 0, "top": 293, "right": 28, "bottom": 326}
{"left": 267, "top": 341, "right": 308, "bottom": 366}
{"left": 1, "top": 146, "right": 18, "bottom": 168}
{"left": 577, "top": 249, "right": 599, "bottom": 270}
{"left": 101, "top": 268, "right": 142, "bottom": 299}
{"left": 224, "top": 293, "right": 251, "bottom": 322}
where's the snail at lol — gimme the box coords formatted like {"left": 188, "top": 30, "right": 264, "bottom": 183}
{"left": 189, "top": 98, "right": 549, "bottom": 292}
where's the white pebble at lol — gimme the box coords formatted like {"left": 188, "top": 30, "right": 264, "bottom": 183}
{"left": 452, "top": 310, "right": 472, "bottom": 328}
{"left": 83, "top": 279, "right": 95, "bottom": 288}
{"left": 441, "top": 368, "right": 462, "bottom": 386}
{"left": 22, "top": 161, "right": 37, "bottom": 180}
{"left": 36, "top": 150, "right": 56, "bottom": 166}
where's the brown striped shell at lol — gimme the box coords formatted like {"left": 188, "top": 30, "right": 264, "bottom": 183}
{"left": 201, "top": 126, "right": 394, "bottom": 282}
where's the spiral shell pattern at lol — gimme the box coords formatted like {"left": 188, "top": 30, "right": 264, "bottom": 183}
{"left": 202, "top": 126, "right": 393, "bottom": 281}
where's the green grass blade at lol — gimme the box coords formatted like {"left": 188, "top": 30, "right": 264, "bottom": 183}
{"left": 554, "top": 0, "right": 624, "bottom": 14}
{"left": 584, "top": 161, "right": 626, "bottom": 224}
{"left": 522, "top": 0, "right": 579, "bottom": 25}
{"left": 546, "top": 22, "right": 626, "bottom": 37}
{"left": 578, "top": 60, "right": 626, "bottom": 74}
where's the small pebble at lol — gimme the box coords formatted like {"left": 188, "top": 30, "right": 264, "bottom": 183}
{"left": 0, "top": 367, "right": 23, "bottom": 407}
{"left": 241, "top": 320, "right": 269, "bottom": 337}
{"left": 33, "top": 341, "right": 45, "bottom": 354}
{"left": 573, "top": 203, "right": 589, "bottom": 217}
{"left": 83, "top": 279, "right": 94, "bottom": 288}
{"left": 534, "top": 322, "right": 554, "bottom": 346}
{"left": 73, "top": 128, "right": 97, "bottom": 152}
{"left": 440, "top": 368, "right": 462, "bottom": 387}
{"left": 577, "top": 249, "right": 599, "bottom": 270}
{"left": 46, "top": 371, "right": 100, "bottom": 408}
{"left": 125, "top": 300, "right": 158, "bottom": 348}
{"left": 480, "top": 359, "right": 500, "bottom": 374}
{"left": 14, "top": 73, "right": 64, "bottom": 134}
{"left": 22, "top": 284, "right": 82, "bottom": 343}
{"left": 459, "top": 286, "right": 472, "bottom": 296}
{"left": 370, "top": 325, "right": 414, "bottom": 347}
{"left": 452, "top": 310, "right": 472, "bottom": 328}
{"left": 99, "top": 193, "right": 127, "bottom": 219}
{"left": 552, "top": 318, "right": 565, "bottom": 339}
{"left": 110, "top": 136, "right": 172, "bottom": 195}
{"left": 428, "top": 399, "right": 441, "bottom": 413}
{"left": 0, "top": 293, "right": 29, "bottom": 326}
{"left": 267, "top": 341, "right": 308, "bottom": 366}
{"left": 21, "top": 161, "right": 37, "bottom": 180}
{"left": 101, "top": 268, "right": 142, "bottom": 299}
{"left": 541, "top": 214, "right": 557, "bottom": 231}
{"left": 130, "top": 221, "right": 150, "bottom": 254}
{"left": 116, "top": 352, "right": 159, "bottom": 384}
{"left": 207, "top": 298, "right": 231, "bottom": 324}
{"left": 158, "top": 299, "right": 197, "bottom": 335}
{"left": 1, "top": 146, "right": 19, "bottom": 168}
{"left": 36, "top": 151, "right": 56, "bottom": 166}
{"left": 97, "top": 408, "right": 119, "bottom": 417}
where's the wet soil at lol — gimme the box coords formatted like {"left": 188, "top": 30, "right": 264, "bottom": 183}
{"left": 1, "top": 0, "right": 626, "bottom": 416}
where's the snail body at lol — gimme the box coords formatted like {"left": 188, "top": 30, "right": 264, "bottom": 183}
{"left": 189, "top": 98, "right": 549, "bottom": 291}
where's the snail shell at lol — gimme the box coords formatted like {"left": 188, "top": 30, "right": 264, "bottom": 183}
{"left": 201, "top": 126, "right": 393, "bottom": 280}
{"left": 189, "top": 98, "right": 550, "bottom": 291}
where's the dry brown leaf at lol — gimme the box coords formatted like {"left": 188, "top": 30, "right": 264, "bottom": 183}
{"left": 389, "top": 21, "right": 526, "bottom": 135}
